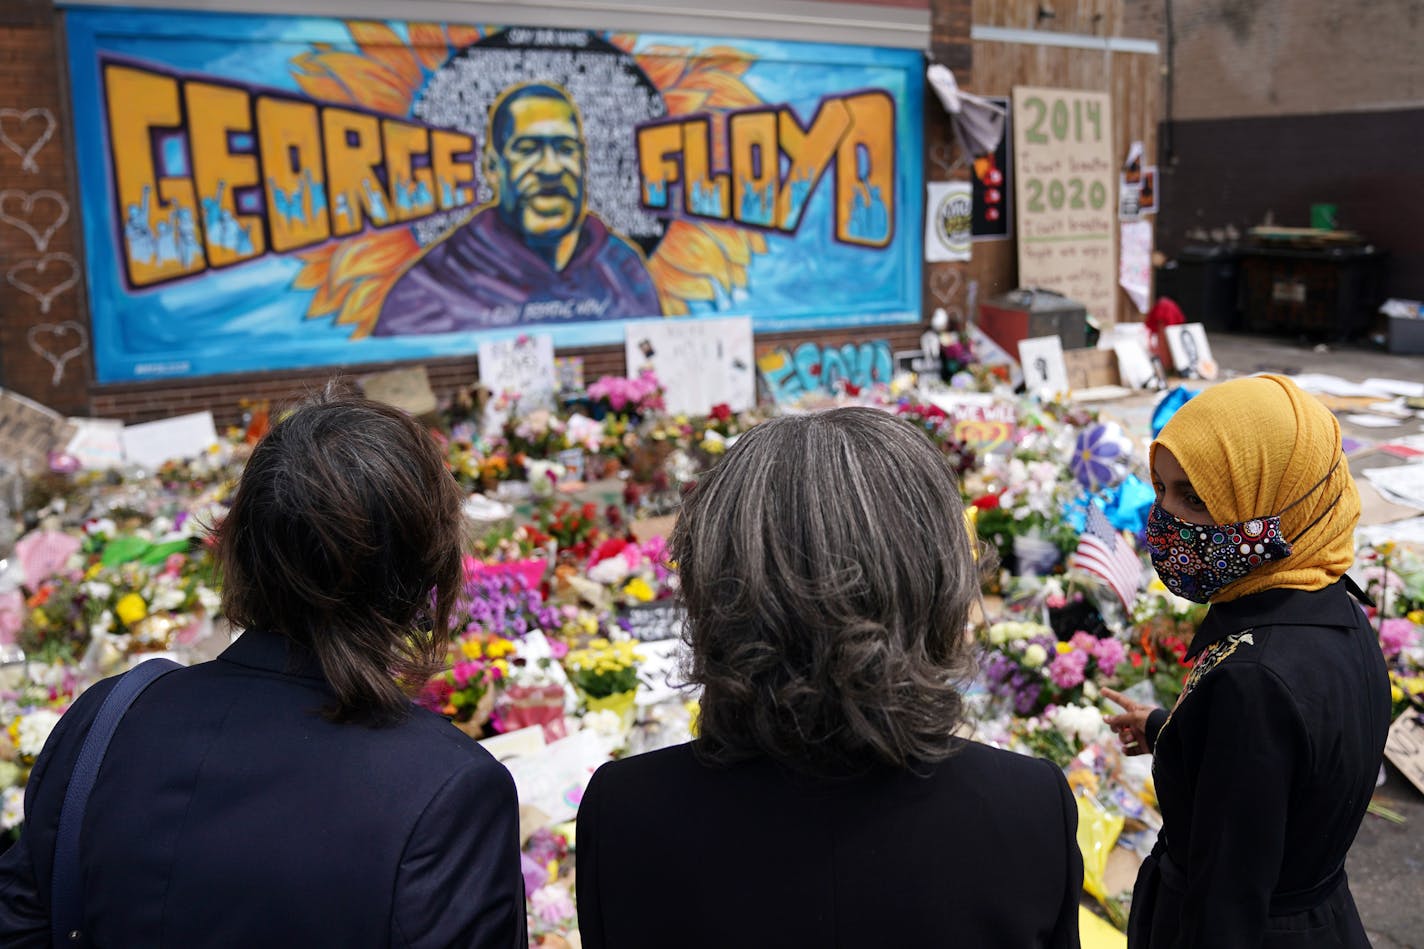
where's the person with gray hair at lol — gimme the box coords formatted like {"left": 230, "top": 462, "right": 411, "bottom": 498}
{"left": 576, "top": 407, "right": 1082, "bottom": 948}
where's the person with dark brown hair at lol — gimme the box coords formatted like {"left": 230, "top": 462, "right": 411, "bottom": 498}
{"left": 0, "top": 392, "right": 527, "bottom": 947}
{"left": 576, "top": 407, "right": 1082, "bottom": 948}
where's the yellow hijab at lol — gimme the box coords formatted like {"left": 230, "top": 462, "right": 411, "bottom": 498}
{"left": 1151, "top": 374, "right": 1360, "bottom": 603}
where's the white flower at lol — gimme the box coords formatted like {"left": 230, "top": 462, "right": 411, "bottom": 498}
{"left": 196, "top": 586, "right": 221, "bottom": 615}
{"left": 581, "top": 709, "right": 623, "bottom": 737}
{"left": 587, "top": 557, "right": 631, "bottom": 586}
{"left": 86, "top": 518, "right": 117, "bottom": 537}
{"left": 1049, "top": 704, "right": 1108, "bottom": 747}
{"left": 91, "top": 610, "right": 114, "bottom": 637}
{"left": 15, "top": 710, "right": 62, "bottom": 758}
{"left": 1, "top": 786, "right": 25, "bottom": 831}
{"left": 1023, "top": 643, "right": 1048, "bottom": 668}
{"left": 81, "top": 581, "right": 113, "bottom": 601}
{"left": 148, "top": 585, "right": 187, "bottom": 612}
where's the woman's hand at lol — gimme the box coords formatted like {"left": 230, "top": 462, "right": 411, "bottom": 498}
{"left": 1102, "top": 687, "right": 1158, "bottom": 757}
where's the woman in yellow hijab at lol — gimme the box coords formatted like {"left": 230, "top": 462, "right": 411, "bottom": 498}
{"left": 1104, "top": 375, "right": 1390, "bottom": 949}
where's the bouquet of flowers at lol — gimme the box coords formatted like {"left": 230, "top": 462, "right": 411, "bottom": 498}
{"left": 417, "top": 632, "right": 515, "bottom": 729}
{"left": 585, "top": 370, "right": 666, "bottom": 420}
{"left": 534, "top": 502, "right": 608, "bottom": 564}
{"left": 982, "top": 623, "right": 1128, "bottom": 717}
{"left": 563, "top": 637, "right": 643, "bottom": 700}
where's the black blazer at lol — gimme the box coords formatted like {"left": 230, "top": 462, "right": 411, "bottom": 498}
{"left": 1132, "top": 579, "right": 1391, "bottom": 948}
{"left": 0, "top": 628, "right": 528, "bottom": 948}
{"left": 577, "top": 739, "right": 1082, "bottom": 948}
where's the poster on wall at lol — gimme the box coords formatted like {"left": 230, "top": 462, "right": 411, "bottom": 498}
{"left": 1011, "top": 86, "right": 1116, "bottom": 326}
{"left": 66, "top": 12, "right": 924, "bottom": 383}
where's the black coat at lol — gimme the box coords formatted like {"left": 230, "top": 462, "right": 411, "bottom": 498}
{"left": 0, "top": 628, "right": 528, "bottom": 948}
{"left": 577, "top": 739, "right": 1082, "bottom": 948}
{"left": 1131, "top": 578, "right": 1391, "bottom": 948}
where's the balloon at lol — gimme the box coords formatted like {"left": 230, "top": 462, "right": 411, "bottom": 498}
{"left": 1151, "top": 386, "right": 1197, "bottom": 438}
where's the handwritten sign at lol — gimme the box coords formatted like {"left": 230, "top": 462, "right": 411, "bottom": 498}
{"left": 120, "top": 410, "right": 218, "bottom": 469}
{"left": 1012, "top": 86, "right": 1116, "bottom": 325}
{"left": 1385, "top": 713, "right": 1424, "bottom": 797}
{"left": 478, "top": 334, "right": 556, "bottom": 411}
{"left": 624, "top": 317, "right": 755, "bottom": 416}
{"left": 623, "top": 601, "right": 686, "bottom": 643}
{"left": 928, "top": 393, "right": 1018, "bottom": 453}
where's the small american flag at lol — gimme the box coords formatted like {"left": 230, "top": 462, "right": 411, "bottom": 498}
{"left": 1068, "top": 503, "right": 1144, "bottom": 611}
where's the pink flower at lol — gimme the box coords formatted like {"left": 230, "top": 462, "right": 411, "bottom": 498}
{"left": 1069, "top": 631, "right": 1098, "bottom": 654}
{"left": 1380, "top": 618, "right": 1420, "bottom": 659}
{"left": 1093, "top": 637, "right": 1126, "bottom": 677}
{"left": 1048, "top": 650, "right": 1088, "bottom": 689}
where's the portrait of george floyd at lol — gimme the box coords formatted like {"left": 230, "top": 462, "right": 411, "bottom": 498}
{"left": 374, "top": 82, "right": 663, "bottom": 335}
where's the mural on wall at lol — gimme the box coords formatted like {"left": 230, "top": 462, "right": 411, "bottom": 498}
{"left": 66, "top": 12, "right": 924, "bottom": 382}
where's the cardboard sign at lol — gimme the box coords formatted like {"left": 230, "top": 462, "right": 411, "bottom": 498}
{"left": 478, "top": 334, "right": 556, "bottom": 411}
{"left": 65, "top": 418, "right": 126, "bottom": 470}
{"left": 500, "top": 729, "right": 608, "bottom": 825}
{"left": 1385, "top": 713, "right": 1424, "bottom": 797}
{"left": 623, "top": 601, "right": 686, "bottom": 643}
{"left": 928, "top": 393, "right": 1018, "bottom": 453}
{"left": 120, "top": 411, "right": 219, "bottom": 469}
{"left": 0, "top": 389, "right": 72, "bottom": 472}
{"left": 1013, "top": 86, "right": 1117, "bottom": 326}
{"left": 1017, "top": 335, "right": 1070, "bottom": 398}
{"left": 1165, "top": 323, "right": 1217, "bottom": 379}
{"left": 624, "top": 317, "right": 755, "bottom": 416}
{"left": 359, "top": 366, "right": 437, "bottom": 416}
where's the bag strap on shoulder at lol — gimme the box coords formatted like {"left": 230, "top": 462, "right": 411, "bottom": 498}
{"left": 51, "top": 658, "right": 182, "bottom": 948}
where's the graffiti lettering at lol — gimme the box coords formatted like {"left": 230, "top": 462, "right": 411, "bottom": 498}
{"left": 102, "top": 61, "right": 479, "bottom": 287}
{"left": 636, "top": 91, "right": 895, "bottom": 246}
{"left": 757, "top": 339, "right": 893, "bottom": 403}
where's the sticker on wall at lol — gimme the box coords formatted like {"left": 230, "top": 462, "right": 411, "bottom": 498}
{"left": 65, "top": 11, "right": 925, "bottom": 382}
{"left": 925, "top": 181, "right": 972, "bottom": 262}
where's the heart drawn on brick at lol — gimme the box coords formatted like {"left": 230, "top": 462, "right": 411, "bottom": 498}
{"left": 7, "top": 252, "right": 79, "bottom": 314}
{"left": 0, "top": 190, "right": 70, "bottom": 253}
{"left": 929, "top": 266, "right": 961, "bottom": 307}
{"left": 929, "top": 143, "right": 956, "bottom": 176}
{"left": 26, "top": 320, "right": 89, "bottom": 386}
{"left": 0, "top": 108, "right": 58, "bottom": 173}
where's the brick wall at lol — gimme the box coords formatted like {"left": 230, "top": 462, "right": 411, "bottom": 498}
{"left": 0, "top": 0, "right": 92, "bottom": 415}
{"left": 1123, "top": 0, "right": 1424, "bottom": 119}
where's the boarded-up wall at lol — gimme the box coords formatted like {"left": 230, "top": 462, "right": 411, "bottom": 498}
{"left": 961, "top": 33, "right": 1159, "bottom": 324}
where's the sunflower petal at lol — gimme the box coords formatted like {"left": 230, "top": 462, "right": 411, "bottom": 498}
{"left": 408, "top": 23, "right": 453, "bottom": 71}
{"left": 445, "top": 25, "right": 482, "bottom": 50}
{"left": 347, "top": 21, "right": 424, "bottom": 91}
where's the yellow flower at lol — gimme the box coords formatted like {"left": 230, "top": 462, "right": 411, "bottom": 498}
{"left": 85, "top": 563, "right": 104, "bottom": 580}
{"left": 460, "top": 639, "right": 484, "bottom": 660}
{"left": 484, "top": 637, "right": 516, "bottom": 659}
{"left": 624, "top": 577, "right": 655, "bottom": 603}
{"left": 115, "top": 593, "right": 148, "bottom": 627}
{"left": 1054, "top": 641, "right": 1073, "bottom": 655}
{"left": 1408, "top": 610, "right": 1424, "bottom": 626}
{"left": 1392, "top": 683, "right": 1405, "bottom": 704}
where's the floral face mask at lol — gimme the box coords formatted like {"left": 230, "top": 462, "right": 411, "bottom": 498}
{"left": 1145, "top": 461, "right": 1341, "bottom": 603}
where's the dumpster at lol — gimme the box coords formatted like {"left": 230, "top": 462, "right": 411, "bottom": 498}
{"left": 976, "top": 288, "right": 1089, "bottom": 358}
{"left": 1155, "top": 244, "right": 1241, "bottom": 333}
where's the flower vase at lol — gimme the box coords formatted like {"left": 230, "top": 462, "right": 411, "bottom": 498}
{"left": 499, "top": 682, "right": 569, "bottom": 742}
{"left": 583, "top": 688, "right": 638, "bottom": 733}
